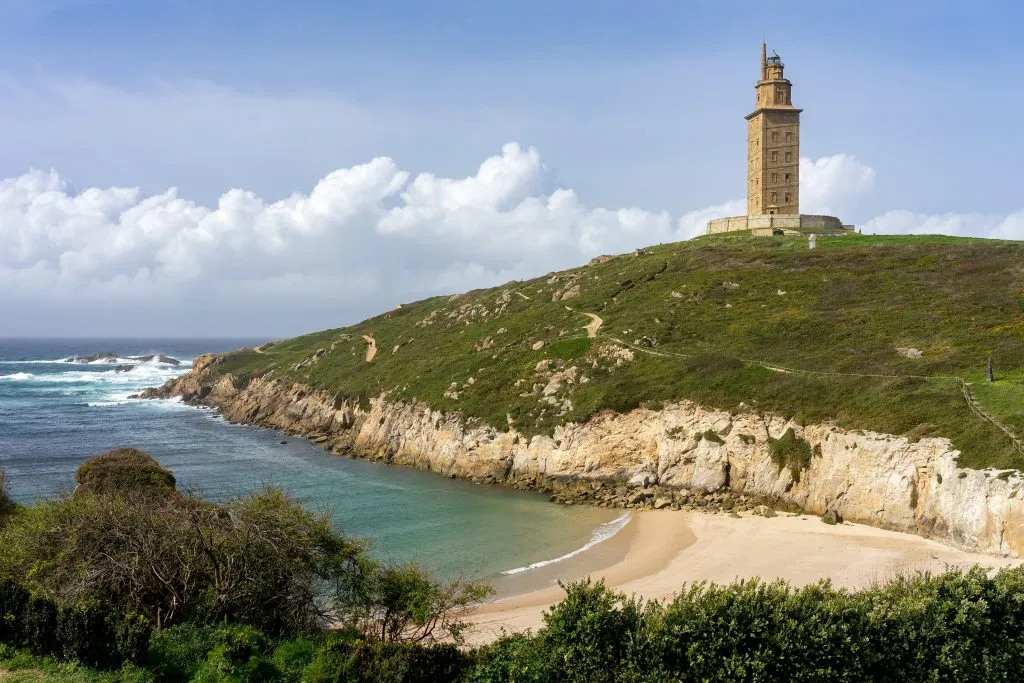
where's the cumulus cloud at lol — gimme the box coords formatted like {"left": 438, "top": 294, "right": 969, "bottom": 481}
{"left": 0, "top": 144, "right": 1019, "bottom": 336}
{"left": 799, "top": 154, "right": 876, "bottom": 216}
{"left": 0, "top": 143, "right": 678, "bottom": 329}
{"left": 861, "top": 209, "right": 1024, "bottom": 240}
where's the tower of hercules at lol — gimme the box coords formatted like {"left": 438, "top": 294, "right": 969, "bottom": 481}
{"left": 746, "top": 43, "right": 801, "bottom": 216}
{"left": 706, "top": 43, "right": 852, "bottom": 236}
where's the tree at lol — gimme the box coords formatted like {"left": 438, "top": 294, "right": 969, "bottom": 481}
{"left": 343, "top": 563, "right": 493, "bottom": 645}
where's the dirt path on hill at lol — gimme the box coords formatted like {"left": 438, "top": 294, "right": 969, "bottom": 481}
{"left": 583, "top": 313, "right": 604, "bottom": 338}
{"left": 362, "top": 335, "right": 377, "bottom": 362}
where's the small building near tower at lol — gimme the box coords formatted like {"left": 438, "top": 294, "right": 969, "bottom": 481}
{"left": 707, "top": 44, "right": 854, "bottom": 236}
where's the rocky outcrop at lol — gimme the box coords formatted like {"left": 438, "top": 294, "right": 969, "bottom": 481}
{"left": 144, "top": 354, "right": 1024, "bottom": 557}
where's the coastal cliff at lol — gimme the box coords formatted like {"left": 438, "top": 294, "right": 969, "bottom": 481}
{"left": 146, "top": 353, "right": 1024, "bottom": 558}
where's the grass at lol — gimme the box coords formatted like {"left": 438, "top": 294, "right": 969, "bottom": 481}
{"left": 197, "top": 232, "right": 1024, "bottom": 470}
{"left": 0, "top": 646, "right": 146, "bottom": 682}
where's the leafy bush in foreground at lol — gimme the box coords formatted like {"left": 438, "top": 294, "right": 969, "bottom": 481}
{"left": 6, "top": 452, "right": 1024, "bottom": 681}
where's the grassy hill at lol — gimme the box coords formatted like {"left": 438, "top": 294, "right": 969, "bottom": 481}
{"left": 213, "top": 233, "right": 1024, "bottom": 471}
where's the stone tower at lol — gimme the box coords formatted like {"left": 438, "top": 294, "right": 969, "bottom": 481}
{"left": 746, "top": 43, "right": 802, "bottom": 215}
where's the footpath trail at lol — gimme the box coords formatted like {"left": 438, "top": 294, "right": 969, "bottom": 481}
{"left": 362, "top": 335, "right": 377, "bottom": 363}
{"left": 595, "top": 333, "right": 1024, "bottom": 458}
{"left": 583, "top": 313, "right": 604, "bottom": 338}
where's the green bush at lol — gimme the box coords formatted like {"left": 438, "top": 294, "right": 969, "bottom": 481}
{"left": 192, "top": 625, "right": 279, "bottom": 683}
{"left": 536, "top": 579, "right": 655, "bottom": 683}
{"left": 147, "top": 624, "right": 216, "bottom": 682}
{"left": 0, "top": 468, "right": 17, "bottom": 525}
{"left": 768, "top": 428, "right": 815, "bottom": 482}
{"left": 467, "top": 569, "right": 1024, "bottom": 682}
{"left": 271, "top": 637, "right": 317, "bottom": 682}
{"left": 304, "top": 634, "right": 471, "bottom": 683}
{"left": 74, "top": 448, "right": 176, "bottom": 496}
{"left": 467, "top": 632, "right": 550, "bottom": 683}
{"left": 699, "top": 429, "right": 725, "bottom": 445}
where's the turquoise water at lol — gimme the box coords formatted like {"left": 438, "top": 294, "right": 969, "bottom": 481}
{"left": 0, "top": 339, "right": 618, "bottom": 580}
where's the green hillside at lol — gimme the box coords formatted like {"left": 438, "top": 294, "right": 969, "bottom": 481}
{"left": 213, "top": 233, "right": 1024, "bottom": 471}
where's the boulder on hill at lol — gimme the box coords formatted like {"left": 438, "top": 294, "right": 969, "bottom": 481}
{"left": 75, "top": 447, "right": 177, "bottom": 496}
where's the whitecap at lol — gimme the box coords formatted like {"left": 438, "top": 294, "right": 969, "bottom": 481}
{"left": 500, "top": 512, "right": 633, "bottom": 575}
{"left": 0, "top": 359, "right": 67, "bottom": 364}
{"left": 0, "top": 372, "right": 34, "bottom": 381}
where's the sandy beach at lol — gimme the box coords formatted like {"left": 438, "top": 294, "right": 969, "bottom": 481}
{"left": 468, "top": 510, "right": 1021, "bottom": 644}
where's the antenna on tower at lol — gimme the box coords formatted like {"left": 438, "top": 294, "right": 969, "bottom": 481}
{"left": 760, "top": 41, "right": 768, "bottom": 80}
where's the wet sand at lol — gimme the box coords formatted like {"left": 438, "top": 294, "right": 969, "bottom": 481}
{"left": 467, "top": 510, "right": 1020, "bottom": 644}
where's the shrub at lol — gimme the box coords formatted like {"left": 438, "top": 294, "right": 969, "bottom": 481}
{"left": 304, "top": 635, "right": 472, "bottom": 683}
{"left": 768, "top": 428, "right": 815, "bottom": 482}
{"left": 0, "top": 484, "right": 369, "bottom": 635}
{"left": 537, "top": 579, "right": 655, "bottom": 683}
{"left": 147, "top": 624, "right": 216, "bottom": 682}
{"left": 700, "top": 429, "right": 725, "bottom": 445}
{"left": 467, "top": 632, "right": 550, "bottom": 683}
{"left": 75, "top": 448, "right": 176, "bottom": 496}
{"left": 347, "top": 563, "right": 493, "bottom": 645}
{"left": 192, "top": 625, "right": 279, "bottom": 683}
{"left": 0, "top": 468, "right": 16, "bottom": 524}
{"left": 271, "top": 637, "right": 317, "bottom": 682}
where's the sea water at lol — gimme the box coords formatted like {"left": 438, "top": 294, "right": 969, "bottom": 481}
{"left": 0, "top": 339, "right": 621, "bottom": 580}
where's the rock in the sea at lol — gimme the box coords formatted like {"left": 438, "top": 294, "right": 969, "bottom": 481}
{"left": 822, "top": 510, "right": 844, "bottom": 525}
{"left": 278, "top": 440, "right": 288, "bottom": 445}
{"left": 113, "top": 365, "right": 135, "bottom": 373}
{"left": 68, "top": 352, "right": 119, "bottom": 364}
{"left": 67, "top": 352, "right": 181, "bottom": 366}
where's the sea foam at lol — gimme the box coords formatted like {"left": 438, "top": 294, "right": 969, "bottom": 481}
{"left": 500, "top": 512, "right": 633, "bottom": 575}
{"left": 0, "top": 372, "right": 34, "bottom": 381}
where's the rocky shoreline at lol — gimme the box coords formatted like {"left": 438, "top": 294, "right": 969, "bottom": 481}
{"left": 143, "top": 353, "right": 1024, "bottom": 557}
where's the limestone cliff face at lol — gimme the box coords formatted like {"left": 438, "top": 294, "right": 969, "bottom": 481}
{"left": 149, "top": 355, "right": 1024, "bottom": 557}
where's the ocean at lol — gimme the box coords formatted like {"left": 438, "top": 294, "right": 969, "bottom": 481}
{"left": 0, "top": 338, "right": 624, "bottom": 581}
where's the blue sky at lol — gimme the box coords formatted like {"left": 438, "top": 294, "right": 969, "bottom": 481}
{"left": 0, "top": 0, "right": 1022, "bottom": 336}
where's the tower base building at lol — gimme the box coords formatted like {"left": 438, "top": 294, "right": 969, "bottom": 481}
{"left": 707, "top": 44, "right": 852, "bottom": 236}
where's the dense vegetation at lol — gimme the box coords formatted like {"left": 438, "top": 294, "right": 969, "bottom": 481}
{"left": 0, "top": 450, "right": 488, "bottom": 681}
{"left": 5, "top": 450, "right": 1024, "bottom": 681}
{"left": 205, "top": 233, "right": 1024, "bottom": 470}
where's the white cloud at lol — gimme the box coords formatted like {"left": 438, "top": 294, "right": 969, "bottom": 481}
{"left": 861, "top": 209, "right": 1024, "bottom": 239}
{"left": 0, "top": 145, "right": 1019, "bottom": 336}
{"left": 799, "top": 154, "right": 876, "bottom": 216}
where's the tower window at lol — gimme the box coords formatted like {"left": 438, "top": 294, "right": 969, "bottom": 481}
{"left": 785, "top": 152, "right": 792, "bottom": 162}
{"left": 785, "top": 173, "right": 791, "bottom": 181}
{"left": 771, "top": 131, "right": 778, "bottom": 142}
{"left": 785, "top": 131, "right": 792, "bottom": 142}
{"left": 772, "top": 173, "right": 778, "bottom": 183}
{"left": 785, "top": 192, "right": 791, "bottom": 203}
{"left": 771, "top": 151, "right": 778, "bottom": 162}
{"left": 771, "top": 192, "right": 778, "bottom": 202}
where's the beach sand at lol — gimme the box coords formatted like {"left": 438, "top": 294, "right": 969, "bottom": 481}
{"left": 467, "top": 510, "right": 1020, "bottom": 644}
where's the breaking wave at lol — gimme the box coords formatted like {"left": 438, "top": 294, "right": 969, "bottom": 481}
{"left": 500, "top": 512, "right": 632, "bottom": 575}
